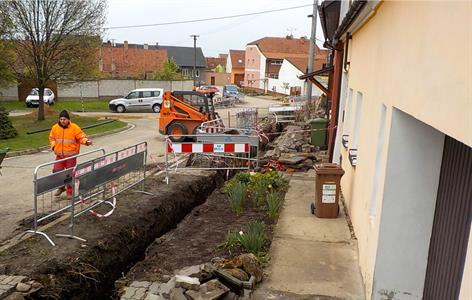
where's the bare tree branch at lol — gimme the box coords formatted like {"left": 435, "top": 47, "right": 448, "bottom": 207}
{"left": 3, "top": 0, "right": 106, "bottom": 120}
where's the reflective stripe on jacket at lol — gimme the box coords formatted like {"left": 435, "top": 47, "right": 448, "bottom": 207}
{"left": 49, "top": 122, "right": 88, "bottom": 156}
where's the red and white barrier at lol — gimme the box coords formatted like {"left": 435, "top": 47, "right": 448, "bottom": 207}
{"left": 167, "top": 143, "right": 249, "bottom": 154}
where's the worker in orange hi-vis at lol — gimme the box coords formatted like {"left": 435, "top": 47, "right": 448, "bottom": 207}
{"left": 49, "top": 110, "right": 93, "bottom": 198}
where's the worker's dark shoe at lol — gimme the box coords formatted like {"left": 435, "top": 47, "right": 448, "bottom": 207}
{"left": 54, "top": 187, "right": 66, "bottom": 197}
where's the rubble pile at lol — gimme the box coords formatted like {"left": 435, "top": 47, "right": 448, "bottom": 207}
{"left": 120, "top": 253, "right": 263, "bottom": 300}
{"left": 261, "top": 125, "right": 328, "bottom": 170}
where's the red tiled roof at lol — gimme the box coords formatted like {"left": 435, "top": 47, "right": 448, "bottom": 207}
{"left": 247, "top": 36, "right": 328, "bottom": 60}
{"left": 229, "top": 50, "right": 245, "bottom": 68}
{"left": 206, "top": 57, "right": 226, "bottom": 69}
{"left": 285, "top": 57, "right": 327, "bottom": 73}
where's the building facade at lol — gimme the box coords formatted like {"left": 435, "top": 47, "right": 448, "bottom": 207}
{"left": 226, "top": 50, "right": 245, "bottom": 86}
{"left": 160, "top": 45, "right": 206, "bottom": 83}
{"left": 100, "top": 41, "right": 167, "bottom": 79}
{"left": 328, "top": 1, "right": 472, "bottom": 299}
{"left": 243, "top": 36, "right": 328, "bottom": 95}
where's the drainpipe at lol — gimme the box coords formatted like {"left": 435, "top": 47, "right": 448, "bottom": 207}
{"left": 326, "top": 42, "right": 344, "bottom": 162}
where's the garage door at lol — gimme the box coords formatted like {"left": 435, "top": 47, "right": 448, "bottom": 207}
{"left": 423, "top": 136, "right": 472, "bottom": 299}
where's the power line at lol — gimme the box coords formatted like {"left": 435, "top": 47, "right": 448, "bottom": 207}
{"left": 105, "top": 4, "right": 312, "bottom": 30}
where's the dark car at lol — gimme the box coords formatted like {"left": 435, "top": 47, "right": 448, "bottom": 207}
{"left": 223, "top": 85, "right": 239, "bottom": 97}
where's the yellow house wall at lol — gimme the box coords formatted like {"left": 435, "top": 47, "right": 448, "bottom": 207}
{"left": 340, "top": 1, "right": 472, "bottom": 298}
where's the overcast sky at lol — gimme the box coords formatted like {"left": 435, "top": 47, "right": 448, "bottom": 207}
{"left": 104, "top": 0, "right": 325, "bottom": 57}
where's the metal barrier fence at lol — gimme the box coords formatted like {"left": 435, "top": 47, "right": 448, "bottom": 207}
{"left": 236, "top": 108, "right": 258, "bottom": 129}
{"left": 22, "top": 149, "right": 106, "bottom": 246}
{"left": 165, "top": 134, "right": 259, "bottom": 184}
{"left": 56, "top": 142, "right": 150, "bottom": 243}
{"left": 268, "top": 104, "right": 301, "bottom": 124}
{"left": 213, "top": 95, "right": 242, "bottom": 108}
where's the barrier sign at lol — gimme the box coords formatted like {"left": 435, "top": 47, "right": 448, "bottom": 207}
{"left": 77, "top": 152, "right": 145, "bottom": 193}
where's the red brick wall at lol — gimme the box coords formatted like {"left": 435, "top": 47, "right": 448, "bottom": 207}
{"left": 100, "top": 45, "right": 167, "bottom": 79}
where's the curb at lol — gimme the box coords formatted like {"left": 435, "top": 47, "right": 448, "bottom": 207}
{"left": 5, "top": 123, "right": 133, "bottom": 158}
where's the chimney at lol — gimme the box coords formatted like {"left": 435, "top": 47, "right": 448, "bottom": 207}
{"left": 286, "top": 34, "right": 293, "bottom": 40}
{"left": 124, "top": 40, "right": 128, "bottom": 49}
{"left": 144, "top": 43, "right": 148, "bottom": 50}
{"left": 156, "top": 42, "right": 159, "bottom": 48}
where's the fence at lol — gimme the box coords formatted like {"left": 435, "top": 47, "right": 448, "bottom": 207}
{"left": 213, "top": 95, "right": 244, "bottom": 108}
{"left": 21, "top": 142, "right": 149, "bottom": 246}
{"left": 21, "top": 149, "right": 106, "bottom": 246}
{"left": 0, "top": 80, "right": 194, "bottom": 101}
{"left": 165, "top": 134, "right": 260, "bottom": 184}
{"left": 56, "top": 142, "right": 149, "bottom": 242}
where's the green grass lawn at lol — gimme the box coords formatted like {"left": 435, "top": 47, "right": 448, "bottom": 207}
{"left": 0, "top": 113, "right": 127, "bottom": 151}
{"left": 0, "top": 100, "right": 110, "bottom": 112}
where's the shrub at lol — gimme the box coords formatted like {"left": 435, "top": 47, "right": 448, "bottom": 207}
{"left": 234, "top": 172, "right": 251, "bottom": 184}
{"left": 238, "top": 221, "right": 266, "bottom": 255}
{"left": 247, "top": 170, "right": 288, "bottom": 208}
{"left": 225, "top": 180, "right": 247, "bottom": 215}
{"left": 0, "top": 107, "right": 17, "bottom": 140}
{"left": 266, "top": 191, "right": 283, "bottom": 220}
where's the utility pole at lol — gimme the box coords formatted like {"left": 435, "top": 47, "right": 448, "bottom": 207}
{"left": 190, "top": 34, "right": 199, "bottom": 88}
{"left": 306, "top": 0, "right": 318, "bottom": 119}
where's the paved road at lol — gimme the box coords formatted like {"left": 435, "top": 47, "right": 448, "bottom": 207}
{"left": 0, "top": 95, "right": 278, "bottom": 241}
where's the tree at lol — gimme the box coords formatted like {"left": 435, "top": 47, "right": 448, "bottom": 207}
{"left": 152, "top": 59, "right": 183, "bottom": 81}
{"left": 281, "top": 82, "right": 290, "bottom": 95}
{"left": 2, "top": 0, "right": 106, "bottom": 120}
{"left": 0, "top": 107, "right": 18, "bottom": 140}
{"left": 0, "top": 5, "right": 15, "bottom": 88}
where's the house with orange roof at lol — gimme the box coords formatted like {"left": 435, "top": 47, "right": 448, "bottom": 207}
{"left": 244, "top": 36, "right": 328, "bottom": 95}
{"left": 226, "top": 50, "right": 245, "bottom": 86}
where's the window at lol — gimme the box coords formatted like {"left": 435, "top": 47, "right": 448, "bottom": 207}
{"left": 267, "top": 73, "right": 279, "bottom": 79}
{"left": 352, "top": 91, "right": 363, "bottom": 148}
{"left": 182, "top": 69, "right": 189, "bottom": 77}
{"left": 370, "top": 104, "right": 387, "bottom": 219}
{"left": 238, "top": 59, "right": 243, "bottom": 64}
{"left": 270, "top": 59, "right": 283, "bottom": 65}
{"left": 126, "top": 92, "right": 138, "bottom": 99}
{"left": 252, "top": 59, "right": 255, "bottom": 63}
{"left": 142, "top": 91, "right": 152, "bottom": 98}
{"left": 195, "top": 69, "right": 200, "bottom": 77}
{"left": 342, "top": 88, "right": 353, "bottom": 148}
{"left": 151, "top": 91, "right": 160, "bottom": 97}
{"left": 349, "top": 91, "right": 363, "bottom": 167}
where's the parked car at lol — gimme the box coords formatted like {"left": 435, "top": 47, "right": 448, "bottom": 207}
{"left": 196, "top": 85, "right": 219, "bottom": 95}
{"left": 222, "top": 85, "right": 240, "bottom": 97}
{"left": 109, "top": 88, "right": 163, "bottom": 113}
{"left": 25, "top": 88, "right": 55, "bottom": 107}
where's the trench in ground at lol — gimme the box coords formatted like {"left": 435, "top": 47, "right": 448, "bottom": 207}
{"left": 0, "top": 171, "right": 223, "bottom": 299}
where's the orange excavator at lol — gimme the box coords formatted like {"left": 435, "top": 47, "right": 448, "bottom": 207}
{"left": 159, "top": 91, "right": 222, "bottom": 142}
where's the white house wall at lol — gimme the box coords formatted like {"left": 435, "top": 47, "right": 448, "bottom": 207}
{"left": 267, "top": 60, "right": 323, "bottom": 96}
{"left": 226, "top": 53, "right": 232, "bottom": 73}
{"left": 336, "top": 2, "right": 472, "bottom": 297}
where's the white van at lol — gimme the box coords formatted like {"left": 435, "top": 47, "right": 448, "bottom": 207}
{"left": 109, "top": 88, "right": 163, "bottom": 113}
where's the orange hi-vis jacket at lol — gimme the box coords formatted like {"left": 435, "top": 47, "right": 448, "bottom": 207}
{"left": 49, "top": 122, "right": 89, "bottom": 156}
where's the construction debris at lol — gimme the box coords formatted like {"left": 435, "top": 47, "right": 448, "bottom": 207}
{"left": 120, "top": 253, "right": 264, "bottom": 300}
{"left": 260, "top": 124, "right": 327, "bottom": 170}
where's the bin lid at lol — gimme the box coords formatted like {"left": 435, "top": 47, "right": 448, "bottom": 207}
{"left": 310, "top": 118, "right": 329, "bottom": 124}
{"left": 314, "top": 163, "right": 345, "bottom": 175}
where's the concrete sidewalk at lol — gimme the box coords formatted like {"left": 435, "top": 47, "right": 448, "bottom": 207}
{"left": 254, "top": 170, "right": 365, "bottom": 300}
